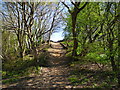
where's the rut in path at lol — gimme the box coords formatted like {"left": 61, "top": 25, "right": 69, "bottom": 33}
{"left": 3, "top": 42, "right": 73, "bottom": 88}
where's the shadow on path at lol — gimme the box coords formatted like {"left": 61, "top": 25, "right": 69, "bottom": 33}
{"left": 3, "top": 42, "right": 73, "bottom": 89}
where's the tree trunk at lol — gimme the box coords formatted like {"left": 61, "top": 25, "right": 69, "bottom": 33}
{"left": 31, "top": 44, "right": 38, "bottom": 70}
{"left": 48, "top": 31, "right": 52, "bottom": 45}
{"left": 72, "top": 13, "right": 78, "bottom": 57}
{"left": 19, "top": 42, "right": 24, "bottom": 58}
{"left": 62, "top": 2, "right": 88, "bottom": 59}
{"left": 110, "top": 54, "right": 117, "bottom": 71}
{"left": 117, "top": 13, "right": 120, "bottom": 87}
{"left": 17, "top": 34, "right": 24, "bottom": 58}
{"left": 109, "top": 39, "right": 117, "bottom": 71}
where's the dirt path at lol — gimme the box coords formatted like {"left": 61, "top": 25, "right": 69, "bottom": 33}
{"left": 38, "top": 42, "right": 72, "bottom": 88}
{"left": 3, "top": 42, "right": 73, "bottom": 88}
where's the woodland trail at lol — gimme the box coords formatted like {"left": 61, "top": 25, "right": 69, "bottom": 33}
{"left": 3, "top": 42, "right": 75, "bottom": 89}
{"left": 38, "top": 42, "right": 72, "bottom": 88}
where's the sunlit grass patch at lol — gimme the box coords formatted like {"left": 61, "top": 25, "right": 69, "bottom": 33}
{"left": 2, "top": 52, "right": 49, "bottom": 84}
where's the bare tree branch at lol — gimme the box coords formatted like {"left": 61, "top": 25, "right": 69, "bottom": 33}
{"left": 70, "top": 0, "right": 80, "bottom": 10}
{"left": 61, "top": 2, "right": 71, "bottom": 14}
{"left": 78, "top": 2, "right": 88, "bottom": 12}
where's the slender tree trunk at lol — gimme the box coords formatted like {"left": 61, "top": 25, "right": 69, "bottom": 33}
{"left": 31, "top": 43, "right": 38, "bottom": 70}
{"left": 17, "top": 33, "right": 24, "bottom": 58}
{"left": 48, "top": 31, "right": 52, "bottom": 45}
{"left": 108, "top": 37, "right": 117, "bottom": 71}
{"left": 18, "top": 40, "right": 24, "bottom": 58}
{"left": 62, "top": 2, "right": 88, "bottom": 60}
{"left": 72, "top": 13, "right": 78, "bottom": 57}
{"left": 117, "top": 14, "right": 120, "bottom": 87}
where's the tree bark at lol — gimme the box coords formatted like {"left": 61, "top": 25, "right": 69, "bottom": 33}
{"left": 71, "top": 13, "right": 78, "bottom": 57}
{"left": 107, "top": 36, "right": 117, "bottom": 71}
{"left": 62, "top": 2, "right": 88, "bottom": 59}
{"left": 117, "top": 11, "right": 120, "bottom": 87}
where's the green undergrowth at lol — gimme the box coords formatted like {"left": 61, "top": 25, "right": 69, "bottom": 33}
{"left": 68, "top": 61, "right": 118, "bottom": 88}
{"left": 62, "top": 41, "right": 118, "bottom": 88}
{"left": 2, "top": 52, "right": 48, "bottom": 84}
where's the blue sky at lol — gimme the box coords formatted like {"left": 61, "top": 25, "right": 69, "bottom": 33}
{"left": 50, "top": 29, "right": 64, "bottom": 42}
